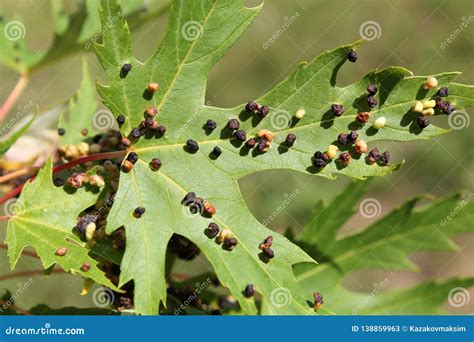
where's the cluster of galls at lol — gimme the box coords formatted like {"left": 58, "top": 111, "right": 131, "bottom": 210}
{"left": 245, "top": 101, "right": 270, "bottom": 118}
{"left": 312, "top": 127, "right": 390, "bottom": 169}
{"left": 412, "top": 78, "right": 455, "bottom": 129}
{"left": 122, "top": 104, "right": 167, "bottom": 146}
{"left": 199, "top": 103, "right": 298, "bottom": 159}
{"left": 122, "top": 152, "right": 162, "bottom": 173}
{"left": 66, "top": 172, "right": 105, "bottom": 189}
{"left": 182, "top": 191, "right": 217, "bottom": 217}
{"left": 258, "top": 236, "right": 275, "bottom": 259}
{"left": 58, "top": 131, "right": 122, "bottom": 160}
{"left": 204, "top": 215, "right": 238, "bottom": 251}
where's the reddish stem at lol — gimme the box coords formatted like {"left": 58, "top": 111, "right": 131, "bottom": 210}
{"left": 0, "top": 73, "right": 29, "bottom": 122}
{"left": 0, "top": 150, "right": 126, "bottom": 205}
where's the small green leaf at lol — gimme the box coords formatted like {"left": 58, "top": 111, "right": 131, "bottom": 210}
{"left": 58, "top": 59, "right": 100, "bottom": 145}
{"left": 0, "top": 114, "right": 35, "bottom": 155}
{"left": 5, "top": 159, "right": 119, "bottom": 291}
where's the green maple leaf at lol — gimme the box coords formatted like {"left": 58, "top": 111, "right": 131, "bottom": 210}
{"left": 58, "top": 59, "right": 100, "bottom": 145}
{"left": 93, "top": 0, "right": 473, "bottom": 315}
{"left": 293, "top": 181, "right": 474, "bottom": 314}
{"left": 0, "top": 0, "right": 170, "bottom": 74}
{"left": 4, "top": 159, "right": 119, "bottom": 292}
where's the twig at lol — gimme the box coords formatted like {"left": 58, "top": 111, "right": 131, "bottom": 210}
{"left": 0, "top": 166, "right": 39, "bottom": 184}
{"left": 0, "top": 150, "right": 127, "bottom": 205}
{"left": 0, "top": 73, "right": 29, "bottom": 122}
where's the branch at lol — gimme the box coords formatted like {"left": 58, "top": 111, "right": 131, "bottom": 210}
{"left": 0, "top": 73, "right": 29, "bottom": 122}
{"left": 0, "top": 166, "right": 39, "bottom": 184}
{"left": 0, "top": 150, "right": 127, "bottom": 205}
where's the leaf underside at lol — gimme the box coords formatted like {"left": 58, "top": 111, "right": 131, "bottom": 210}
{"left": 5, "top": 159, "right": 119, "bottom": 291}
{"left": 92, "top": 0, "right": 473, "bottom": 314}
{"left": 4, "top": 0, "right": 473, "bottom": 316}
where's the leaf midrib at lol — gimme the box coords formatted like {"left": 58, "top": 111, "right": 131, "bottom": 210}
{"left": 148, "top": 161, "right": 311, "bottom": 313}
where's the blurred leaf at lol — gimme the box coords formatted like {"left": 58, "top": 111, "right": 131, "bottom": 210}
{"left": 58, "top": 59, "right": 99, "bottom": 145}
{"left": 93, "top": 0, "right": 474, "bottom": 316}
{"left": 294, "top": 182, "right": 474, "bottom": 314}
{"left": 4, "top": 159, "right": 120, "bottom": 291}
{"left": 300, "top": 180, "right": 370, "bottom": 248}
{"left": 0, "top": 0, "right": 171, "bottom": 74}
{"left": 0, "top": 114, "right": 35, "bottom": 155}
{"left": 352, "top": 277, "right": 474, "bottom": 315}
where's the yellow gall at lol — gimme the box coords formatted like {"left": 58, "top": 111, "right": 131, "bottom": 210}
{"left": 294, "top": 109, "right": 306, "bottom": 119}
{"left": 373, "top": 117, "right": 386, "bottom": 129}
{"left": 412, "top": 101, "right": 423, "bottom": 113}
{"left": 422, "top": 99, "right": 436, "bottom": 109}
{"left": 422, "top": 108, "right": 434, "bottom": 116}
{"left": 326, "top": 145, "right": 339, "bottom": 159}
{"left": 423, "top": 76, "right": 438, "bottom": 90}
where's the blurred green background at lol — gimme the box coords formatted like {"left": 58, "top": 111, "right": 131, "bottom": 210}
{"left": 0, "top": 0, "right": 472, "bottom": 313}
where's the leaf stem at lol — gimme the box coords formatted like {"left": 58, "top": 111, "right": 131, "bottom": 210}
{"left": 0, "top": 73, "right": 29, "bottom": 122}
{"left": 0, "top": 150, "right": 127, "bottom": 205}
